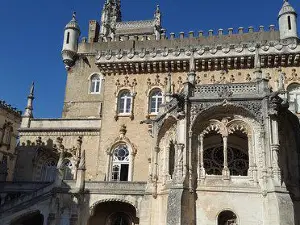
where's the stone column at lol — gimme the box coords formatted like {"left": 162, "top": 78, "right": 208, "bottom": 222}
{"left": 128, "top": 152, "right": 135, "bottom": 181}
{"left": 198, "top": 134, "right": 205, "bottom": 182}
{"left": 222, "top": 136, "right": 230, "bottom": 179}
{"left": 175, "top": 144, "right": 184, "bottom": 183}
{"left": 270, "top": 118, "right": 281, "bottom": 185}
{"left": 106, "top": 152, "right": 112, "bottom": 181}
{"left": 247, "top": 134, "right": 254, "bottom": 180}
{"left": 152, "top": 146, "right": 160, "bottom": 198}
{"left": 164, "top": 145, "right": 171, "bottom": 183}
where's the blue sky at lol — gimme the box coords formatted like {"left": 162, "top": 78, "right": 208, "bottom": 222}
{"left": 0, "top": 0, "right": 299, "bottom": 118}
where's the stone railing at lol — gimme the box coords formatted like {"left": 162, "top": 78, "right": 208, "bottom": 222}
{"left": 193, "top": 82, "right": 259, "bottom": 98}
{"left": 84, "top": 181, "right": 147, "bottom": 195}
{"left": 61, "top": 180, "right": 146, "bottom": 195}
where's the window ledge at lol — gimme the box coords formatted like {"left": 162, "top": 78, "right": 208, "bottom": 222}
{"left": 118, "top": 113, "right": 131, "bottom": 117}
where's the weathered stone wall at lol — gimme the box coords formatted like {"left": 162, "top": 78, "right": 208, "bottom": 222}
{"left": 0, "top": 106, "right": 21, "bottom": 181}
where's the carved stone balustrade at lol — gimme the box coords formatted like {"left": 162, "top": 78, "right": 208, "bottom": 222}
{"left": 192, "top": 81, "right": 265, "bottom": 100}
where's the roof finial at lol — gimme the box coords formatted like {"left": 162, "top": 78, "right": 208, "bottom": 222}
{"left": 29, "top": 82, "right": 34, "bottom": 97}
{"left": 72, "top": 11, "right": 76, "bottom": 20}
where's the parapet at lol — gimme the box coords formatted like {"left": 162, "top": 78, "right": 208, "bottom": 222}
{"left": 84, "top": 25, "right": 279, "bottom": 44}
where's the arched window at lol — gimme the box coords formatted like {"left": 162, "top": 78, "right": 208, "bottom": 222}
{"left": 111, "top": 144, "right": 130, "bottom": 181}
{"left": 287, "top": 83, "right": 300, "bottom": 113}
{"left": 118, "top": 90, "right": 132, "bottom": 114}
{"left": 41, "top": 160, "right": 57, "bottom": 182}
{"left": 149, "top": 89, "right": 163, "bottom": 114}
{"left": 201, "top": 124, "right": 249, "bottom": 177}
{"left": 62, "top": 159, "right": 73, "bottom": 180}
{"left": 218, "top": 210, "right": 238, "bottom": 225}
{"left": 90, "top": 74, "right": 101, "bottom": 94}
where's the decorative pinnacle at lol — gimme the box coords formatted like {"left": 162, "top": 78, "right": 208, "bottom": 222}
{"left": 72, "top": 11, "right": 76, "bottom": 20}
{"left": 23, "top": 82, "right": 35, "bottom": 118}
{"left": 156, "top": 5, "right": 160, "bottom": 12}
{"left": 29, "top": 82, "right": 34, "bottom": 99}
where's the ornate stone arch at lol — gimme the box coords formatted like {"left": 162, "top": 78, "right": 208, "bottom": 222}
{"left": 191, "top": 100, "right": 261, "bottom": 133}
{"left": 32, "top": 147, "right": 58, "bottom": 181}
{"left": 157, "top": 115, "right": 177, "bottom": 146}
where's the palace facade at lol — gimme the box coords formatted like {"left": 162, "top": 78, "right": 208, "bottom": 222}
{"left": 1, "top": 1, "right": 300, "bottom": 224}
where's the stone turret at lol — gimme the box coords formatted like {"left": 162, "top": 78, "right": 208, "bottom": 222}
{"left": 278, "top": 0, "right": 298, "bottom": 40}
{"left": 61, "top": 12, "right": 81, "bottom": 70}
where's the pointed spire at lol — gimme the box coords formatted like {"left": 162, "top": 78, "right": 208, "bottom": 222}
{"left": 23, "top": 82, "right": 34, "bottom": 118}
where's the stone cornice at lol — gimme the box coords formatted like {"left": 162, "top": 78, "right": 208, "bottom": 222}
{"left": 19, "top": 127, "right": 100, "bottom": 137}
{"left": 90, "top": 39, "right": 300, "bottom": 74}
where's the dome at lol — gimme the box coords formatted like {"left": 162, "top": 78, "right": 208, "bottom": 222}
{"left": 279, "top": 1, "right": 297, "bottom": 17}
{"left": 65, "top": 12, "right": 80, "bottom": 31}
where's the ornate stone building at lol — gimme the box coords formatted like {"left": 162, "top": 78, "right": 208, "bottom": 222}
{"left": 1, "top": 0, "right": 300, "bottom": 224}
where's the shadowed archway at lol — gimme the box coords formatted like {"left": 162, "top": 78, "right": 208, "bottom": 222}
{"left": 88, "top": 201, "right": 138, "bottom": 225}
{"left": 11, "top": 211, "right": 44, "bottom": 225}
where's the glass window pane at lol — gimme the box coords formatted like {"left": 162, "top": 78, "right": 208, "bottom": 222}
{"left": 125, "top": 97, "right": 131, "bottom": 113}
{"left": 119, "top": 98, "right": 125, "bottom": 113}
{"left": 90, "top": 81, "right": 95, "bottom": 93}
{"left": 151, "top": 99, "right": 156, "bottom": 113}
{"left": 95, "top": 81, "right": 100, "bottom": 92}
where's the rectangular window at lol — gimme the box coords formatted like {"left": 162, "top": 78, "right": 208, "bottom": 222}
{"left": 120, "top": 164, "right": 129, "bottom": 181}
{"left": 112, "top": 165, "right": 120, "bottom": 181}
{"left": 288, "top": 16, "right": 292, "bottom": 30}
{"left": 66, "top": 32, "right": 70, "bottom": 44}
{"left": 95, "top": 82, "right": 100, "bottom": 93}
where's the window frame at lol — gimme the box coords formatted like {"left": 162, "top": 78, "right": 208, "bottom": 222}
{"left": 148, "top": 88, "right": 163, "bottom": 115}
{"left": 287, "top": 83, "right": 300, "bottom": 114}
{"left": 89, "top": 73, "right": 102, "bottom": 94}
{"left": 110, "top": 144, "right": 131, "bottom": 182}
{"left": 117, "top": 90, "right": 132, "bottom": 115}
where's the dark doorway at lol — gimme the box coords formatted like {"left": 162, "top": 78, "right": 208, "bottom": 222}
{"left": 218, "top": 210, "right": 237, "bottom": 225}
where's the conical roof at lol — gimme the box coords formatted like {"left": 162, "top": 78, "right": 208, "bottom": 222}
{"left": 65, "top": 12, "right": 80, "bottom": 31}
{"left": 279, "top": 0, "right": 297, "bottom": 17}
